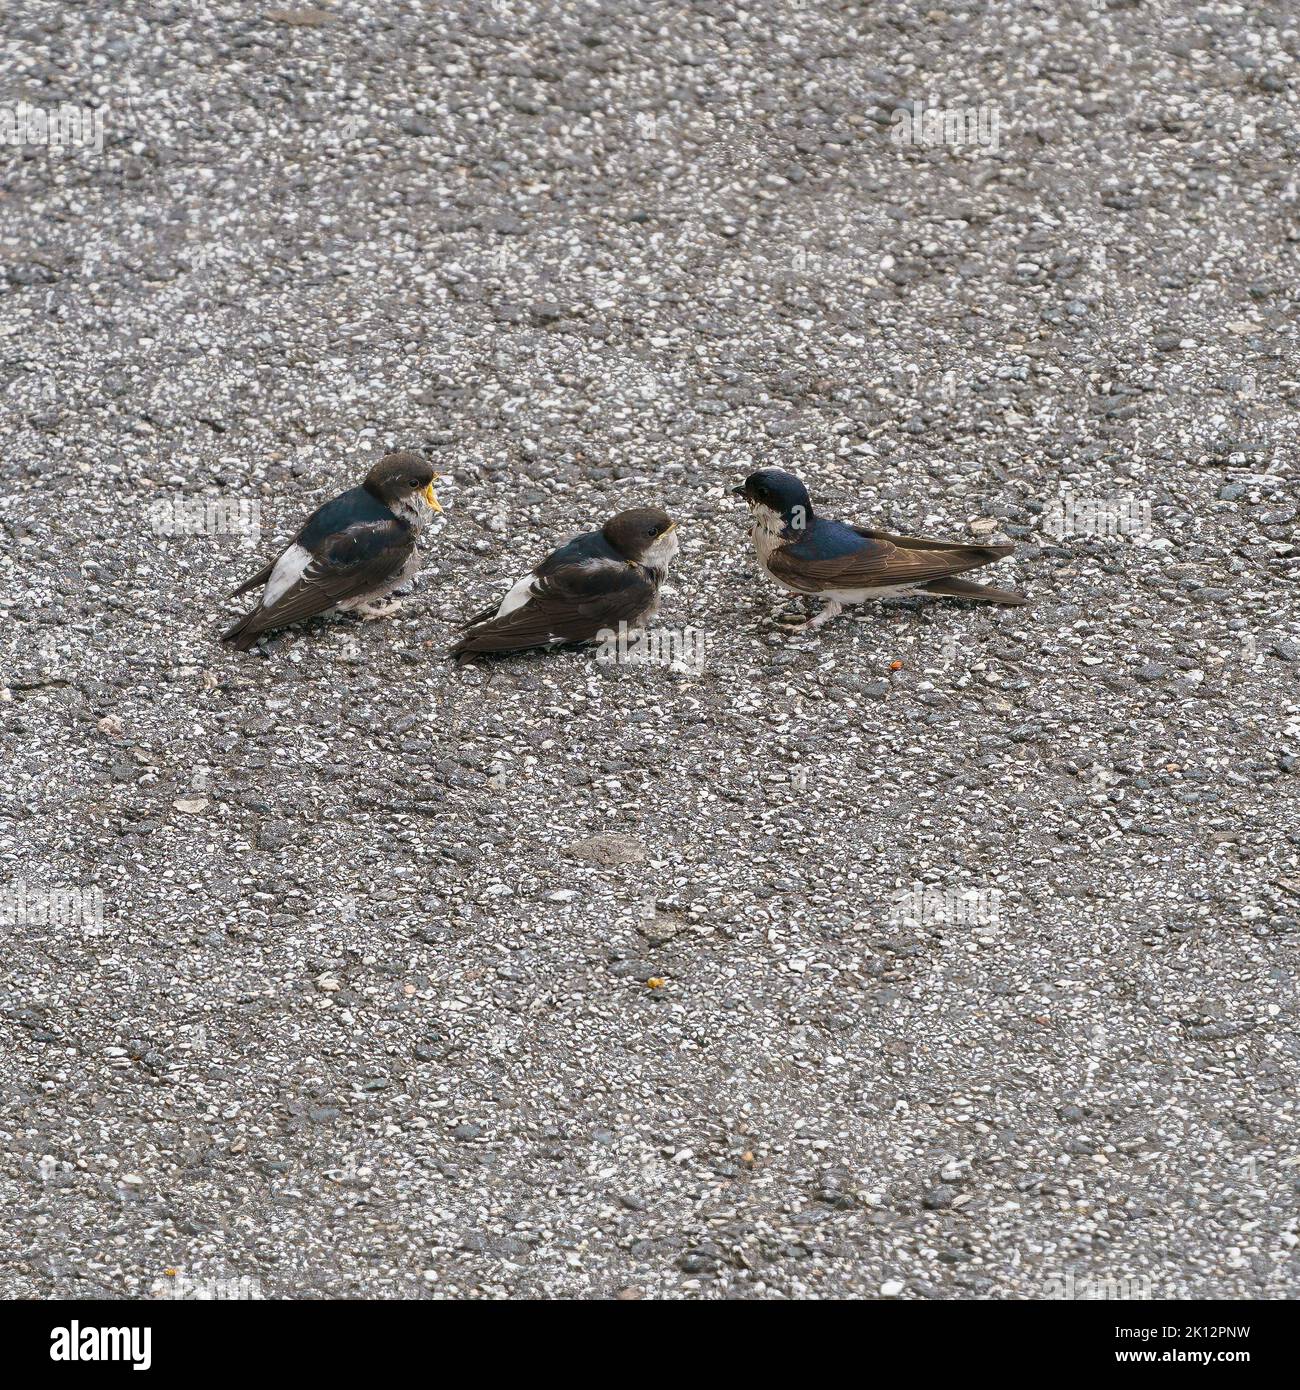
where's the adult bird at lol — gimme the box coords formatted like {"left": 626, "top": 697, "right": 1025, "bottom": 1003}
{"left": 221, "top": 451, "right": 441, "bottom": 652}
{"left": 736, "top": 467, "right": 1026, "bottom": 632}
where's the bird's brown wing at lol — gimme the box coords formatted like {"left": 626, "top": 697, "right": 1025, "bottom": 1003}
{"left": 852, "top": 526, "right": 1013, "bottom": 555}
{"left": 227, "top": 519, "right": 415, "bottom": 641}
{"left": 767, "top": 532, "right": 1011, "bottom": 593}
{"left": 451, "top": 560, "right": 656, "bottom": 655}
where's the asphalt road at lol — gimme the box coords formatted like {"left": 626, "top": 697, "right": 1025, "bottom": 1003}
{"left": 1, "top": 2, "right": 1298, "bottom": 1300}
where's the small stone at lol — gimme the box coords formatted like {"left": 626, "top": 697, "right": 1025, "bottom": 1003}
{"left": 880, "top": 1279, "right": 905, "bottom": 1297}
{"left": 266, "top": 7, "right": 333, "bottom": 24}
{"left": 568, "top": 833, "right": 646, "bottom": 866}
{"left": 608, "top": 959, "right": 658, "bottom": 981}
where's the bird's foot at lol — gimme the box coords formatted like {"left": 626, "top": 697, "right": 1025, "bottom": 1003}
{"left": 792, "top": 600, "right": 844, "bottom": 635}
{"left": 356, "top": 599, "right": 406, "bottom": 621}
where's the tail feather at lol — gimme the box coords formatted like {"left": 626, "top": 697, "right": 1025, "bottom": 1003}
{"left": 457, "top": 601, "right": 499, "bottom": 630}
{"left": 922, "top": 576, "right": 1029, "bottom": 605}
{"left": 448, "top": 622, "right": 520, "bottom": 659}
{"left": 221, "top": 608, "right": 267, "bottom": 651}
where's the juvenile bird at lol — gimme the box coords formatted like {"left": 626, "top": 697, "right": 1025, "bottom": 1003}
{"left": 736, "top": 467, "right": 1026, "bottom": 632}
{"left": 221, "top": 451, "right": 441, "bottom": 652}
{"left": 451, "top": 507, "right": 678, "bottom": 659}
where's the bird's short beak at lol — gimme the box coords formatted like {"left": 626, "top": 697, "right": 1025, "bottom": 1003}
{"left": 423, "top": 480, "right": 442, "bottom": 512}
{"left": 731, "top": 485, "right": 746, "bottom": 499}
{"left": 664, "top": 519, "right": 677, "bottom": 531}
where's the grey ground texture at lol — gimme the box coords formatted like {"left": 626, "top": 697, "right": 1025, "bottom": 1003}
{"left": 1, "top": 0, "right": 1298, "bottom": 1301}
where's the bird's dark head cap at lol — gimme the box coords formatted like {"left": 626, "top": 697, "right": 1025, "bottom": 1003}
{"left": 602, "top": 506, "right": 677, "bottom": 561}
{"left": 735, "top": 468, "right": 813, "bottom": 527}
{"left": 364, "top": 451, "right": 442, "bottom": 512}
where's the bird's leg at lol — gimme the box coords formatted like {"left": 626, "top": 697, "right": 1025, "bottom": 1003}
{"left": 794, "top": 598, "right": 843, "bottom": 633}
{"left": 355, "top": 598, "right": 406, "bottom": 621}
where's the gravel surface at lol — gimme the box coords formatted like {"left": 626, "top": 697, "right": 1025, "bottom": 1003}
{"left": 2, "top": 2, "right": 1298, "bottom": 1300}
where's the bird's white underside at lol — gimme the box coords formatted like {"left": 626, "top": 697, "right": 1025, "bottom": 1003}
{"left": 643, "top": 529, "right": 680, "bottom": 573}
